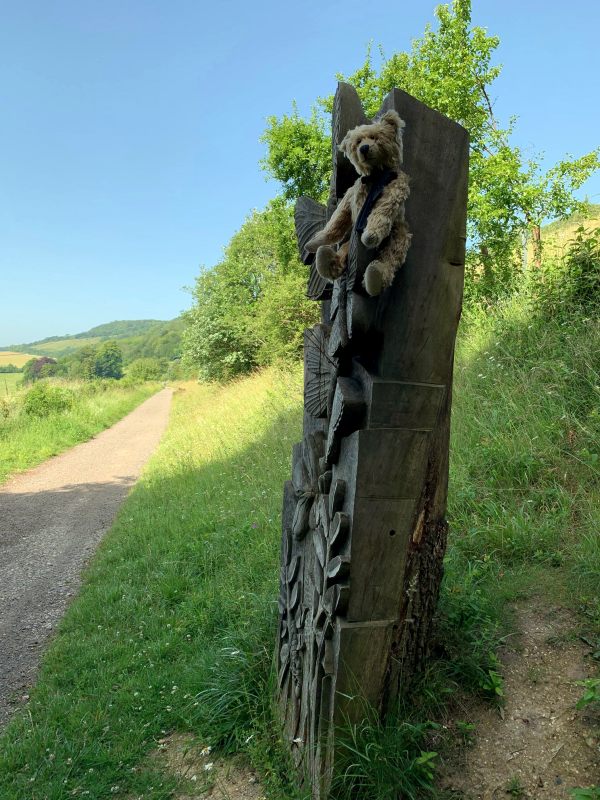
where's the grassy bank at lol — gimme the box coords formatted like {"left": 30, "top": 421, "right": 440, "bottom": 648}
{"left": 0, "top": 379, "right": 160, "bottom": 483}
{"left": 450, "top": 298, "right": 599, "bottom": 610}
{"left": 0, "top": 300, "right": 597, "bottom": 798}
{"left": 1, "top": 373, "right": 22, "bottom": 395}
{"left": 0, "top": 369, "right": 304, "bottom": 799}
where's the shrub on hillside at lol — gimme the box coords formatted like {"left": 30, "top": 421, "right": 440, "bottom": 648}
{"left": 22, "top": 356, "right": 59, "bottom": 383}
{"left": 127, "top": 357, "right": 166, "bottom": 381}
{"left": 94, "top": 340, "right": 124, "bottom": 379}
{"left": 23, "top": 383, "right": 74, "bottom": 417}
{"left": 183, "top": 200, "right": 319, "bottom": 381}
{"left": 530, "top": 226, "right": 600, "bottom": 318}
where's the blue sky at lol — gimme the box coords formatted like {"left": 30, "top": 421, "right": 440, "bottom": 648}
{"left": 1, "top": 0, "right": 598, "bottom": 344}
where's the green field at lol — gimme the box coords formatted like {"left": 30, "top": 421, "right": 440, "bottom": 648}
{"left": 3, "top": 318, "right": 184, "bottom": 362}
{"left": 0, "top": 351, "right": 35, "bottom": 368}
{"left": 12, "top": 336, "right": 103, "bottom": 358}
{"left": 0, "top": 373, "right": 23, "bottom": 395}
{"left": 28, "top": 336, "right": 102, "bottom": 356}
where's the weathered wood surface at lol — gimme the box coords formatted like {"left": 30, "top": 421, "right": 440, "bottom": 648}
{"left": 278, "top": 82, "right": 468, "bottom": 799}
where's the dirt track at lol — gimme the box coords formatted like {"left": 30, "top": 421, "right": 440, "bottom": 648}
{"left": 0, "top": 388, "right": 173, "bottom": 728}
{"left": 440, "top": 602, "right": 600, "bottom": 798}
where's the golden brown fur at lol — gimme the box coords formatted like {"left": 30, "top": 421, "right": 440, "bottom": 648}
{"left": 306, "top": 110, "right": 411, "bottom": 296}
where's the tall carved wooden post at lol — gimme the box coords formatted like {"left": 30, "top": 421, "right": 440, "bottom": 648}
{"left": 276, "top": 83, "right": 468, "bottom": 798}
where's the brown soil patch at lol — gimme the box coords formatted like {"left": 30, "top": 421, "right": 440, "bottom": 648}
{"left": 151, "top": 733, "right": 265, "bottom": 800}
{"left": 439, "top": 603, "right": 600, "bottom": 798}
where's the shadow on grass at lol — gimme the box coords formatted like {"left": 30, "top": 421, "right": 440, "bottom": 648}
{"left": 0, "top": 399, "right": 301, "bottom": 799}
{"left": 0, "top": 477, "right": 143, "bottom": 731}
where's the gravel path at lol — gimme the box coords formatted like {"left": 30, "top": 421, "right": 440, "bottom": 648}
{"left": 0, "top": 387, "right": 173, "bottom": 729}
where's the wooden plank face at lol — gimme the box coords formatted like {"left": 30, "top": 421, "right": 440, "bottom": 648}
{"left": 352, "top": 428, "right": 431, "bottom": 500}
{"left": 333, "top": 620, "right": 395, "bottom": 723}
{"left": 345, "top": 497, "right": 415, "bottom": 622}
{"left": 277, "top": 81, "right": 468, "bottom": 799}
{"left": 366, "top": 380, "right": 446, "bottom": 430}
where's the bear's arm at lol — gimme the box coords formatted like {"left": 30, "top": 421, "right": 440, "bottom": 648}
{"left": 305, "top": 187, "right": 354, "bottom": 252}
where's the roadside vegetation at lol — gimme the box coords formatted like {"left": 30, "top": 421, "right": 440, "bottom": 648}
{"left": 0, "top": 372, "right": 23, "bottom": 396}
{"left": 0, "top": 261, "right": 597, "bottom": 797}
{"left": 0, "top": 1, "right": 598, "bottom": 797}
{"left": 0, "top": 379, "right": 160, "bottom": 483}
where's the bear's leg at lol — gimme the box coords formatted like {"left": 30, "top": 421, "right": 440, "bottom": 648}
{"left": 363, "top": 223, "right": 412, "bottom": 296}
{"left": 316, "top": 245, "right": 347, "bottom": 282}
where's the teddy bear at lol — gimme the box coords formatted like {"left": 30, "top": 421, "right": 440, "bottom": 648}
{"left": 306, "top": 110, "right": 411, "bottom": 296}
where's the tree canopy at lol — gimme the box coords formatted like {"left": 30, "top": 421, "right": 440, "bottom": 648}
{"left": 183, "top": 0, "right": 599, "bottom": 380}
{"left": 183, "top": 200, "right": 318, "bottom": 381}
{"left": 261, "top": 0, "right": 599, "bottom": 297}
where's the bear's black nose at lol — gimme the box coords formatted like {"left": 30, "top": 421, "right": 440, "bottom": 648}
{"left": 359, "top": 144, "right": 370, "bottom": 156}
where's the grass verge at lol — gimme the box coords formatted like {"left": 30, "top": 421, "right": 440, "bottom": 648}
{"left": 0, "top": 297, "right": 598, "bottom": 798}
{"left": 0, "top": 369, "right": 304, "bottom": 799}
{"left": 0, "top": 373, "right": 22, "bottom": 395}
{"left": 0, "top": 380, "right": 160, "bottom": 483}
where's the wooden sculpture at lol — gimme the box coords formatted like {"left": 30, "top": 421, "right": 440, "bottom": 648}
{"left": 276, "top": 82, "right": 469, "bottom": 798}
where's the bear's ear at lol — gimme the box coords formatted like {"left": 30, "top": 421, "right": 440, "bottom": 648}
{"left": 338, "top": 131, "right": 352, "bottom": 157}
{"left": 381, "top": 110, "right": 406, "bottom": 143}
{"left": 380, "top": 110, "right": 406, "bottom": 161}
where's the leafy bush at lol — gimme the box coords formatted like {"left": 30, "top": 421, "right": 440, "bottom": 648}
{"left": 530, "top": 226, "right": 600, "bottom": 319}
{"left": 94, "top": 340, "right": 123, "bottom": 379}
{"left": 575, "top": 678, "right": 600, "bottom": 710}
{"left": 127, "top": 357, "right": 166, "bottom": 381}
{"left": 23, "top": 383, "right": 74, "bottom": 417}
{"left": 183, "top": 200, "right": 318, "bottom": 381}
{"left": 22, "top": 356, "right": 59, "bottom": 383}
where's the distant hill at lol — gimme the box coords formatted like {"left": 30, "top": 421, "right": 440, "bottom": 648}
{"left": 2, "top": 319, "right": 185, "bottom": 362}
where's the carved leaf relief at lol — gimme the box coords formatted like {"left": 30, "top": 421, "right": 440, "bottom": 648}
{"left": 304, "top": 326, "right": 336, "bottom": 419}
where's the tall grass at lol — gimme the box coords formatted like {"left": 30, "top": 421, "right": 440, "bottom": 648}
{"left": 0, "top": 298, "right": 597, "bottom": 798}
{"left": 0, "top": 379, "right": 159, "bottom": 482}
{"left": 450, "top": 295, "right": 599, "bottom": 598}
{"left": 0, "top": 373, "right": 22, "bottom": 395}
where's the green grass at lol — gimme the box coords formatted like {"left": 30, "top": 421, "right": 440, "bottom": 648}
{"left": 0, "top": 298, "right": 598, "bottom": 799}
{"left": 450, "top": 297, "right": 599, "bottom": 591}
{"left": 528, "top": 204, "right": 600, "bottom": 262}
{"left": 0, "top": 373, "right": 23, "bottom": 395}
{"left": 27, "top": 336, "right": 103, "bottom": 357}
{"left": 0, "top": 369, "right": 304, "bottom": 799}
{"left": 0, "top": 380, "right": 160, "bottom": 483}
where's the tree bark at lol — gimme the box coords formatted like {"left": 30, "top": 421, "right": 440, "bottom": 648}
{"left": 532, "top": 224, "right": 542, "bottom": 268}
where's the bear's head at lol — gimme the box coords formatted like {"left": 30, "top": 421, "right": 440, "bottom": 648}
{"left": 339, "top": 110, "right": 405, "bottom": 177}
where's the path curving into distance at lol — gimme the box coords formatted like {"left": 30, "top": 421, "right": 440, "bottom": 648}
{"left": 0, "top": 387, "right": 173, "bottom": 729}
